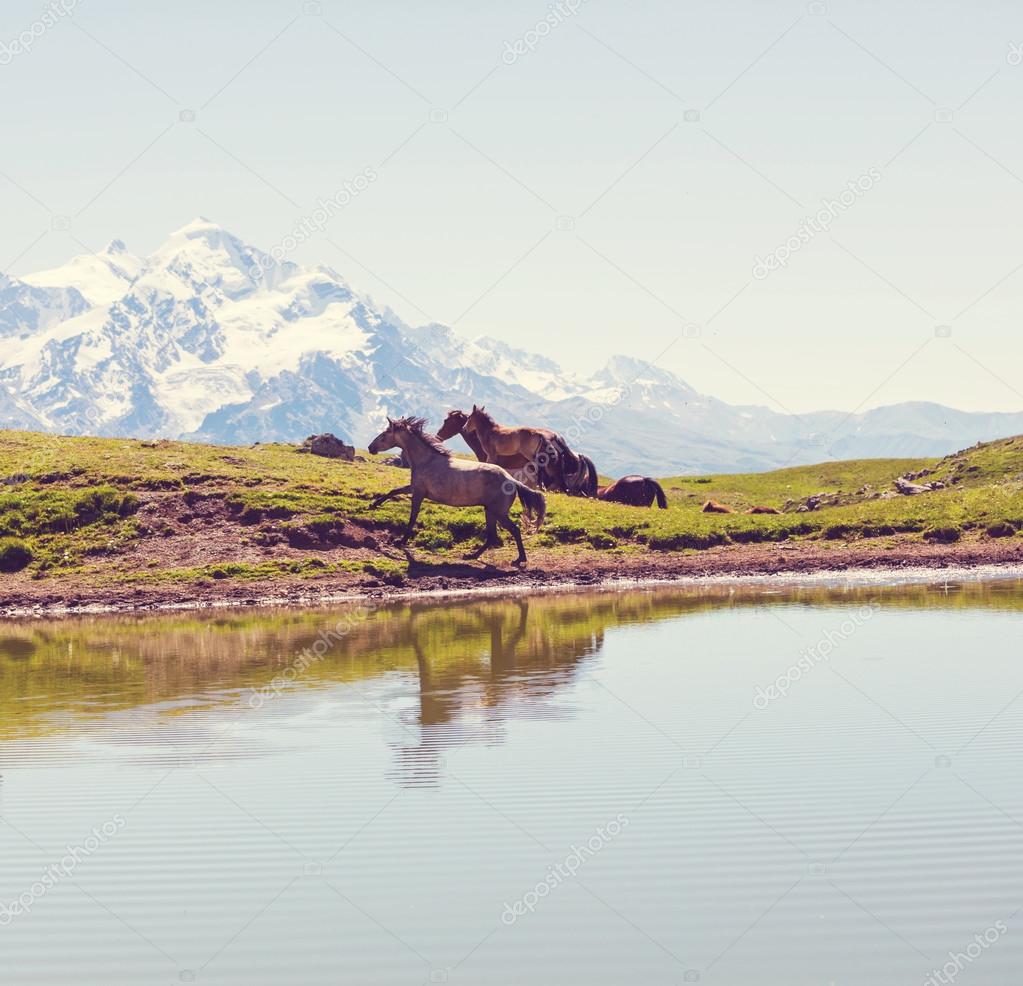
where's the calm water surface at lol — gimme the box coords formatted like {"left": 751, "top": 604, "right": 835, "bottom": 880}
{"left": 2, "top": 581, "right": 1023, "bottom": 985}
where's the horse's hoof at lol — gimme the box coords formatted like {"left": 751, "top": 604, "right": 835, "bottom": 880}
{"left": 513, "top": 558, "right": 527, "bottom": 568}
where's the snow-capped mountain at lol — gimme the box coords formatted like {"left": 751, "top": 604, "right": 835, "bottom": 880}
{"left": 21, "top": 239, "right": 143, "bottom": 306}
{"left": 1, "top": 219, "right": 1021, "bottom": 475}
{"left": 0, "top": 274, "right": 89, "bottom": 340}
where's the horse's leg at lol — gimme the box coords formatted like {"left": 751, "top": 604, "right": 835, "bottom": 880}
{"left": 397, "top": 491, "right": 424, "bottom": 545}
{"left": 466, "top": 508, "right": 501, "bottom": 559}
{"left": 370, "top": 484, "right": 412, "bottom": 509}
{"left": 497, "top": 511, "right": 527, "bottom": 566}
{"left": 531, "top": 438, "right": 552, "bottom": 491}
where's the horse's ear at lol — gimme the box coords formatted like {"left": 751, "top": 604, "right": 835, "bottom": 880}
{"left": 386, "top": 416, "right": 394, "bottom": 426}
{"left": 471, "top": 404, "right": 478, "bottom": 412}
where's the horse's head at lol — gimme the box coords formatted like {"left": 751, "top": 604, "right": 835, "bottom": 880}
{"left": 463, "top": 404, "right": 487, "bottom": 435}
{"left": 368, "top": 417, "right": 400, "bottom": 455}
{"left": 436, "top": 409, "right": 467, "bottom": 441}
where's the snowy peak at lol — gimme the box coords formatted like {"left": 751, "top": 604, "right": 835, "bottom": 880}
{"left": 0, "top": 276, "right": 90, "bottom": 339}
{"left": 141, "top": 218, "right": 271, "bottom": 301}
{"left": 585, "top": 355, "right": 699, "bottom": 407}
{"left": 474, "top": 336, "right": 565, "bottom": 377}
{"left": 22, "top": 240, "right": 142, "bottom": 308}
{"left": 398, "top": 324, "right": 584, "bottom": 400}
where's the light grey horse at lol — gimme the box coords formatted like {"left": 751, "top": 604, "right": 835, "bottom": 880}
{"left": 367, "top": 416, "right": 546, "bottom": 566}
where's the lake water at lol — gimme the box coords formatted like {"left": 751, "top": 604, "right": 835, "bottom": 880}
{"left": 2, "top": 579, "right": 1022, "bottom": 985}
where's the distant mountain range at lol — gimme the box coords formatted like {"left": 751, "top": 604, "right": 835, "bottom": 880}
{"left": 1, "top": 218, "right": 1021, "bottom": 475}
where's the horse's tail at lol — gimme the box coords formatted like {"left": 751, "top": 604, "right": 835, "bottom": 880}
{"left": 584, "top": 456, "right": 599, "bottom": 497}
{"left": 649, "top": 479, "right": 667, "bottom": 509}
{"left": 515, "top": 482, "right": 547, "bottom": 529}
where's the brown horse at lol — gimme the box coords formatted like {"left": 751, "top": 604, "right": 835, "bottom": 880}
{"left": 597, "top": 476, "right": 667, "bottom": 509}
{"left": 437, "top": 410, "right": 535, "bottom": 480}
{"left": 368, "top": 416, "right": 545, "bottom": 565}
{"left": 462, "top": 405, "right": 569, "bottom": 490}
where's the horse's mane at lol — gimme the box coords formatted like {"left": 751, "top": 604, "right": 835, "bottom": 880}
{"left": 394, "top": 416, "right": 451, "bottom": 456}
{"left": 469, "top": 407, "right": 496, "bottom": 426}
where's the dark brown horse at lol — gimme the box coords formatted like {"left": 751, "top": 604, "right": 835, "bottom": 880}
{"left": 564, "top": 453, "right": 599, "bottom": 497}
{"left": 597, "top": 476, "right": 667, "bottom": 509}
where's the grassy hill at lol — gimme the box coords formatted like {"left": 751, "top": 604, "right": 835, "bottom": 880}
{"left": 0, "top": 430, "right": 1021, "bottom": 601}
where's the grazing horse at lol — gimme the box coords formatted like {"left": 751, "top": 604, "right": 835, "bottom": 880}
{"left": 597, "top": 476, "right": 667, "bottom": 509}
{"left": 368, "top": 416, "right": 546, "bottom": 566}
{"left": 462, "top": 405, "right": 568, "bottom": 490}
{"left": 436, "top": 409, "right": 537, "bottom": 485}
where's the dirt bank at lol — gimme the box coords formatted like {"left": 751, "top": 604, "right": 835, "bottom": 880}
{"left": 3, "top": 532, "right": 1022, "bottom": 619}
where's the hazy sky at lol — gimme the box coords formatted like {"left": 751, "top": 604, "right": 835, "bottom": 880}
{"left": 2, "top": 0, "right": 1022, "bottom": 414}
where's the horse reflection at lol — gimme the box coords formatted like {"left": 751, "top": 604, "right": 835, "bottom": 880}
{"left": 389, "top": 599, "right": 604, "bottom": 787}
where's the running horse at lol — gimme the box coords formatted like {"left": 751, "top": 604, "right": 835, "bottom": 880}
{"left": 461, "top": 406, "right": 574, "bottom": 491}
{"left": 436, "top": 409, "right": 536, "bottom": 485}
{"left": 368, "top": 416, "right": 546, "bottom": 566}
{"left": 597, "top": 476, "right": 667, "bottom": 509}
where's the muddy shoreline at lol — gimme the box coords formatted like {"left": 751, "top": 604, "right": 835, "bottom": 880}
{"left": 3, "top": 535, "right": 1022, "bottom": 619}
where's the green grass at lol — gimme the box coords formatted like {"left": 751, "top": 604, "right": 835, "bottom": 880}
{"left": 1, "top": 429, "right": 1021, "bottom": 588}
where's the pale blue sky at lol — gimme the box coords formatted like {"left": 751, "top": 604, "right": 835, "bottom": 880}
{"left": 2, "top": 0, "right": 1022, "bottom": 413}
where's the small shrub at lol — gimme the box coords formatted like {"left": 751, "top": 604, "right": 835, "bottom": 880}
{"left": 0, "top": 538, "right": 33, "bottom": 572}
{"left": 587, "top": 532, "right": 618, "bottom": 549}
